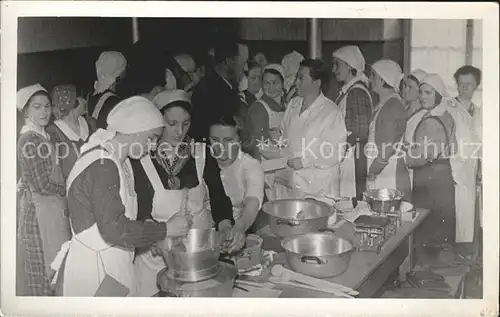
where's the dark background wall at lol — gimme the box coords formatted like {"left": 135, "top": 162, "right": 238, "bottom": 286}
{"left": 17, "top": 17, "right": 403, "bottom": 93}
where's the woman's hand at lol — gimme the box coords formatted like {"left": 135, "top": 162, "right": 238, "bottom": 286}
{"left": 218, "top": 221, "right": 246, "bottom": 254}
{"left": 287, "top": 157, "right": 303, "bottom": 170}
{"left": 165, "top": 213, "right": 192, "bottom": 238}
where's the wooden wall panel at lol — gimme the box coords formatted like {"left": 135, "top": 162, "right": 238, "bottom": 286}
{"left": 18, "top": 17, "right": 132, "bottom": 54}
{"left": 321, "top": 19, "right": 384, "bottom": 41}
{"left": 239, "top": 18, "right": 307, "bottom": 41}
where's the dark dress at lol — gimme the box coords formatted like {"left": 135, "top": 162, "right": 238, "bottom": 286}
{"left": 87, "top": 89, "right": 121, "bottom": 130}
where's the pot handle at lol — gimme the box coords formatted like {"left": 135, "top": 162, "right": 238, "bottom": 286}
{"left": 318, "top": 228, "right": 336, "bottom": 234}
{"left": 276, "top": 219, "right": 300, "bottom": 227}
{"left": 301, "top": 255, "right": 327, "bottom": 264}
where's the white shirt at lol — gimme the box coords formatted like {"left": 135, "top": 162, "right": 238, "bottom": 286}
{"left": 219, "top": 151, "right": 265, "bottom": 220}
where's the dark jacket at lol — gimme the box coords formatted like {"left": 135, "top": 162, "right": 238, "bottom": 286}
{"left": 190, "top": 72, "right": 258, "bottom": 158}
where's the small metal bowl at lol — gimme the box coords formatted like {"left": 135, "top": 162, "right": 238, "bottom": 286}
{"left": 363, "top": 188, "right": 404, "bottom": 214}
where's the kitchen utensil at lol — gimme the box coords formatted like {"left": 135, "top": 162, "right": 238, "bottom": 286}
{"left": 235, "top": 234, "right": 263, "bottom": 271}
{"left": 261, "top": 158, "right": 288, "bottom": 172}
{"left": 280, "top": 229, "right": 354, "bottom": 278}
{"left": 263, "top": 199, "right": 334, "bottom": 237}
{"left": 268, "top": 276, "right": 353, "bottom": 298}
{"left": 161, "top": 228, "right": 221, "bottom": 282}
{"left": 271, "top": 264, "right": 358, "bottom": 296}
{"left": 157, "top": 261, "right": 237, "bottom": 297}
{"left": 363, "top": 188, "right": 404, "bottom": 214}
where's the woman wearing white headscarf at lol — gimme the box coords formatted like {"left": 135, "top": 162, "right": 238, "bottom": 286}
{"left": 17, "top": 84, "right": 70, "bottom": 296}
{"left": 51, "top": 96, "right": 190, "bottom": 297}
{"left": 281, "top": 51, "right": 305, "bottom": 104}
{"left": 131, "top": 90, "right": 243, "bottom": 297}
{"left": 87, "top": 51, "right": 127, "bottom": 130}
{"left": 405, "top": 74, "right": 458, "bottom": 248}
{"left": 332, "top": 45, "right": 373, "bottom": 200}
{"left": 401, "top": 68, "right": 428, "bottom": 117}
{"left": 366, "top": 59, "right": 411, "bottom": 200}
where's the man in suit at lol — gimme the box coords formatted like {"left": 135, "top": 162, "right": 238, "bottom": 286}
{"left": 190, "top": 41, "right": 258, "bottom": 157}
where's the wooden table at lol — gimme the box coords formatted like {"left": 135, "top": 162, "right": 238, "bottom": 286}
{"left": 247, "top": 208, "right": 430, "bottom": 298}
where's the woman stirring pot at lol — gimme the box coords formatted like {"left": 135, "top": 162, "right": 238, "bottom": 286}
{"left": 132, "top": 90, "right": 245, "bottom": 297}
{"left": 52, "top": 96, "right": 186, "bottom": 297}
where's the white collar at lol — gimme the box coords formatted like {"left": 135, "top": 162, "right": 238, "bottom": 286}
{"left": 295, "top": 92, "right": 324, "bottom": 112}
{"left": 20, "top": 119, "right": 49, "bottom": 140}
{"left": 54, "top": 116, "right": 89, "bottom": 141}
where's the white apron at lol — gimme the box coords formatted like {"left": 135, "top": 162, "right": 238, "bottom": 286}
{"left": 336, "top": 81, "right": 373, "bottom": 198}
{"left": 91, "top": 91, "right": 116, "bottom": 120}
{"left": 448, "top": 100, "right": 480, "bottom": 243}
{"left": 52, "top": 148, "right": 138, "bottom": 296}
{"left": 133, "top": 143, "right": 211, "bottom": 297}
{"left": 366, "top": 93, "right": 405, "bottom": 191}
{"left": 259, "top": 99, "right": 285, "bottom": 201}
{"left": 403, "top": 108, "right": 427, "bottom": 190}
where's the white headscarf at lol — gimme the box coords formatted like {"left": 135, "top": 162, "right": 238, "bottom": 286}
{"left": 371, "top": 59, "right": 403, "bottom": 92}
{"left": 153, "top": 89, "right": 191, "bottom": 111}
{"left": 17, "top": 84, "right": 47, "bottom": 111}
{"left": 332, "top": 45, "right": 369, "bottom": 84}
{"left": 263, "top": 63, "right": 286, "bottom": 82}
{"left": 93, "top": 51, "right": 127, "bottom": 95}
{"left": 409, "top": 68, "right": 428, "bottom": 83}
{"left": 81, "top": 96, "right": 164, "bottom": 153}
{"left": 281, "top": 51, "right": 304, "bottom": 92}
{"left": 164, "top": 68, "right": 177, "bottom": 90}
{"left": 332, "top": 45, "right": 365, "bottom": 71}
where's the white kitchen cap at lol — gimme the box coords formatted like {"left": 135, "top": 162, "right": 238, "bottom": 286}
{"left": 153, "top": 89, "right": 191, "bottom": 111}
{"left": 93, "top": 51, "right": 127, "bottom": 95}
{"left": 420, "top": 73, "right": 449, "bottom": 97}
{"left": 107, "top": 96, "right": 164, "bottom": 134}
{"left": 371, "top": 59, "right": 403, "bottom": 91}
{"left": 263, "top": 63, "right": 286, "bottom": 81}
{"left": 17, "top": 84, "right": 47, "bottom": 111}
{"left": 332, "top": 45, "right": 366, "bottom": 73}
{"left": 409, "top": 68, "right": 428, "bottom": 83}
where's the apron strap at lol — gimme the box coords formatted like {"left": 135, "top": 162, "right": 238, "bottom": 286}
{"left": 92, "top": 92, "right": 116, "bottom": 120}
{"left": 66, "top": 148, "right": 111, "bottom": 195}
{"left": 140, "top": 155, "right": 164, "bottom": 192}
{"left": 193, "top": 142, "right": 206, "bottom": 184}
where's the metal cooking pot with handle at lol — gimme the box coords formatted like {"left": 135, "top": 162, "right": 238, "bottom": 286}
{"left": 263, "top": 199, "right": 335, "bottom": 237}
{"left": 364, "top": 188, "right": 403, "bottom": 214}
{"left": 160, "top": 228, "right": 222, "bottom": 282}
{"left": 281, "top": 229, "right": 354, "bottom": 278}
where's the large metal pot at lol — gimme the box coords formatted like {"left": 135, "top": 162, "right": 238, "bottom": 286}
{"left": 263, "top": 199, "right": 334, "bottom": 237}
{"left": 364, "top": 188, "right": 403, "bottom": 214}
{"left": 157, "top": 261, "right": 237, "bottom": 297}
{"left": 161, "top": 228, "right": 221, "bottom": 282}
{"left": 281, "top": 229, "right": 354, "bottom": 278}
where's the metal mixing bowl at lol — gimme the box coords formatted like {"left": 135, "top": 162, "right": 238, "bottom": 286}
{"left": 364, "top": 188, "right": 404, "bottom": 214}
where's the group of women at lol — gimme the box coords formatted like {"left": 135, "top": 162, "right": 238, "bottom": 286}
{"left": 17, "top": 41, "right": 482, "bottom": 297}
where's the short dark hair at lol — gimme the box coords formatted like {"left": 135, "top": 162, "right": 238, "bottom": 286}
{"left": 454, "top": 65, "right": 482, "bottom": 86}
{"left": 213, "top": 41, "right": 241, "bottom": 65}
{"left": 299, "top": 59, "right": 329, "bottom": 85}
{"left": 23, "top": 90, "right": 50, "bottom": 114}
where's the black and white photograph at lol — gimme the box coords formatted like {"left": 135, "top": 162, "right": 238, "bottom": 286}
{"left": 1, "top": 2, "right": 498, "bottom": 316}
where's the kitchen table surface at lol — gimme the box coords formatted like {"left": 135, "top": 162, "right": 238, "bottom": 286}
{"left": 243, "top": 208, "right": 430, "bottom": 298}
